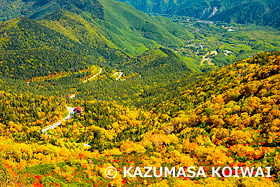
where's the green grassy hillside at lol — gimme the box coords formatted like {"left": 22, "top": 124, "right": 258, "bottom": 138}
{"left": 98, "top": 0, "right": 192, "bottom": 54}
{"left": 0, "top": 0, "right": 196, "bottom": 80}
{"left": 0, "top": 0, "right": 193, "bottom": 56}
{"left": 0, "top": 17, "right": 126, "bottom": 79}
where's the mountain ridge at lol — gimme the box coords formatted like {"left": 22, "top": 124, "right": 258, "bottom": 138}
{"left": 0, "top": 0, "right": 195, "bottom": 80}
{"left": 115, "top": 0, "right": 280, "bottom": 28}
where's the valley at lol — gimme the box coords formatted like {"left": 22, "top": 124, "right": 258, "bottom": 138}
{"left": 0, "top": 0, "right": 280, "bottom": 186}
{"left": 115, "top": 0, "right": 280, "bottom": 28}
{"left": 165, "top": 15, "right": 280, "bottom": 70}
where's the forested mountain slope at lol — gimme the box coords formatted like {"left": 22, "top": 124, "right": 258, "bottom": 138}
{"left": 0, "top": 17, "right": 124, "bottom": 80}
{"left": 1, "top": 0, "right": 280, "bottom": 186}
{"left": 0, "top": 0, "right": 194, "bottom": 82}
{"left": 1, "top": 51, "right": 280, "bottom": 187}
{"left": 115, "top": 0, "right": 280, "bottom": 28}
{"left": 156, "top": 50, "right": 280, "bottom": 136}
{"left": 75, "top": 47, "right": 193, "bottom": 107}
{"left": 0, "top": 0, "right": 192, "bottom": 55}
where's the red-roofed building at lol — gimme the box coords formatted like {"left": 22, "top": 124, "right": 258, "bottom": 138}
{"left": 74, "top": 107, "right": 82, "bottom": 115}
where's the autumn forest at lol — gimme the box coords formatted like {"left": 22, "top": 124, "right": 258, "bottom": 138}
{"left": 1, "top": 0, "right": 280, "bottom": 186}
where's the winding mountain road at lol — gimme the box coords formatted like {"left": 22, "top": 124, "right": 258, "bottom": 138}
{"left": 41, "top": 106, "right": 92, "bottom": 148}
{"left": 42, "top": 106, "right": 75, "bottom": 135}
{"left": 83, "top": 68, "right": 102, "bottom": 83}
{"left": 41, "top": 69, "right": 103, "bottom": 145}
{"left": 114, "top": 72, "right": 123, "bottom": 80}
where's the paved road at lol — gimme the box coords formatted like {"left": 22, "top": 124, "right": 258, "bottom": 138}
{"left": 114, "top": 72, "right": 123, "bottom": 80}
{"left": 83, "top": 68, "right": 102, "bottom": 83}
{"left": 41, "top": 106, "right": 92, "bottom": 148}
{"left": 42, "top": 106, "right": 75, "bottom": 135}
